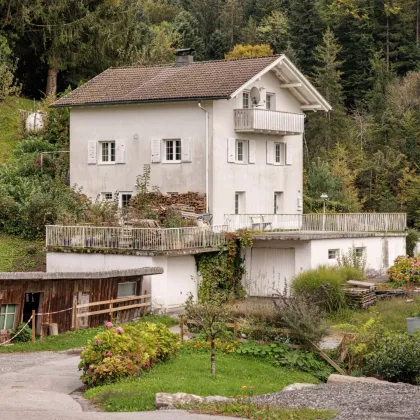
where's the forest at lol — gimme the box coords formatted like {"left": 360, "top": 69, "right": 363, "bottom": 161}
{"left": 0, "top": 0, "right": 418, "bottom": 232}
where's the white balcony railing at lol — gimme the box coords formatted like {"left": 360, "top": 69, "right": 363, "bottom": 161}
{"left": 46, "top": 226, "right": 225, "bottom": 251}
{"left": 223, "top": 213, "right": 407, "bottom": 233}
{"left": 234, "top": 109, "right": 305, "bottom": 134}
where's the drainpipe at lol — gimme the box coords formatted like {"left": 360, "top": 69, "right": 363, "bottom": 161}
{"left": 198, "top": 102, "right": 210, "bottom": 214}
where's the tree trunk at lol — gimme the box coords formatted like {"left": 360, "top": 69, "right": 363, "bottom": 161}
{"left": 417, "top": 0, "right": 419, "bottom": 46}
{"left": 386, "top": 17, "right": 390, "bottom": 71}
{"left": 46, "top": 67, "right": 58, "bottom": 98}
{"left": 210, "top": 338, "right": 216, "bottom": 375}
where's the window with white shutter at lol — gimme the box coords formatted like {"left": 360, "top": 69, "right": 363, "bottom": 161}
{"left": 274, "top": 142, "right": 286, "bottom": 166}
{"left": 87, "top": 141, "right": 97, "bottom": 164}
{"left": 248, "top": 140, "right": 256, "bottom": 164}
{"left": 99, "top": 141, "right": 116, "bottom": 163}
{"left": 266, "top": 141, "right": 275, "bottom": 165}
{"left": 286, "top": 143, "right": 293, "bottom": 165}
{"left": 227, "top": 138, "right": 236, "bottom": 163}
{"left": 151, "top": 138, "right": 161, "bottom": 163}
{"left": 115, "top": 139, "right": 126, "bottom": 164}
{"left": 181, "top": 138, "right": 192, "bottom": 162}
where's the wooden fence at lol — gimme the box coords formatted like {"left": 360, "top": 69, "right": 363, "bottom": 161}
{"left": 73, "top": 292, "right": 151, "bottom": 331}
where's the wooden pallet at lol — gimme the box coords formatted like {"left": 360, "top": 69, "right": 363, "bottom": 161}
{"left": 344, "top": 287, "right": 377, "bottom": 309}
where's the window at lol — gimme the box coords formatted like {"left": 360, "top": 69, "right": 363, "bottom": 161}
{"left": 243, "top": 91, "right": 250, "bottom": 109}
{"left": 355, "top": 247, "right": 366, "bottom": 258}
{"left": 120, "top": 192, "right": 133, "bottom": 208}
{"left": 117, "top": 282, "right": 137, "bottom": 298}
{"left": 165, "top": 139, "right": 182, "bottom": 162}
{"left": 235, "top": 192, "right": 245, "bottom": 214}
{"left": 266, "top": 93, "right": 276, "bottom": 110}
{"left": 102, "top": 192, "right": 113, "bottom": 201}
{"left": 328, "top": 249, "right": 339, "bottom": 260}
{"left": 274, "top": 192, "right": 284, "bottom": 214}
{"left": 236, "top": 140, "right": 244, "bottom": 162}
{"left": 275, "top": 142, "right": 286, "bottom": 165}
{"left": 0, "top": 304, "right": 16, "bottom": 330}
{"left": 100, "top": 141, "right": 116, "bottom": 163}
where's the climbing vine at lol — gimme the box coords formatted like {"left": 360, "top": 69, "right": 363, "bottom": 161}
{"left": 195, "top": 229, "right": 260, "bottom": 302}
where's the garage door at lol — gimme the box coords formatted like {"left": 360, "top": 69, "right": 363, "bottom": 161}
{"left": 249, "top": 248, "right": 295, "bottom": 297}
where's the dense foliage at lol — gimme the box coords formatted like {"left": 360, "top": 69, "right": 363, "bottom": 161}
{"left": 387, "top": 255, "right": 420, "bottom": 286}
{"left": 79, "top": 321, "right": 179, "bottom": 386}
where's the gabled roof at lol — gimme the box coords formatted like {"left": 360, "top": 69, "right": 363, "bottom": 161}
{"left": 52, "top": 55, "right": 331, "bottom": 111}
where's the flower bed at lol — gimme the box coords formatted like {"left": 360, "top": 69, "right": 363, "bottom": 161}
{"left": 387, "top": 255, "right": 420, "bottom": 286}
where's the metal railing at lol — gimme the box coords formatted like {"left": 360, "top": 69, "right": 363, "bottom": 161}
{"left": 223, "top": 213, "right": 407, "bottom": 233}
{"left": 234, "top": 109, "right": 305, "bottom": 134}
{"left": 46, "top": 225, "right": 225, "bottom": 251}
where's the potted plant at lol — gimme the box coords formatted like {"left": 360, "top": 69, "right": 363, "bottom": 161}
{"left": 407, "top": 310, "right": 420, "bottom": 334}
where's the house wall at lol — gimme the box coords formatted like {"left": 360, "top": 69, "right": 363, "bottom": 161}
{"left": 47, "top": 252, "right": 198, "bottom": 310}
{"left": 211, "top": 71, "right": 304, "bottom": 225}
{"left": 69, "top": 101, "right": 211, "bottom": 200}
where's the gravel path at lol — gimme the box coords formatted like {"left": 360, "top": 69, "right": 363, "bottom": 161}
{"left": 253, "top": 382, "right": 420, "bottom": 419}
{"left": 0, "top": 351, "right": 67, "bottom": 373}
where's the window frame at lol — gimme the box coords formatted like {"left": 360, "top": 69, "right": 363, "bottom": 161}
{"left": 328, "top": 249, "right": 339, "bottom": 260}
{"left": 235, "top": 139, "right": 249, "bottom": 164}
{"left": 164, "top": 139, "right": 182, "bottom": 163}
{"left": 119, "top": 192, "right": 133, "bottom": 208}
{"left": 102, "top": 192, "right": 113, "bottom": 201}
{"left": 234, "top": 191, "right": 245, "bottom": 214}
{"left": 275, "top": 142, "right": 286, "bottom": 165}
{"left": 117, "top": 282, "right": 137, "bottom": 298}
{"left": 355, "top": 247, "right": 366, "bottom": 258}
{"left": 266, "top": 93, "right": 276, "bottom": 110}
{"left": 274, "top": 192, "right": 284, "bottom": 215}
{"left": 99, "top": 141, "right": 116, "bottom": 164}
{"left": 0, "top": 304, "right": 16, "bottom": 330}
{"left": 243, "top": 91, "right": 250, "bottom": 109}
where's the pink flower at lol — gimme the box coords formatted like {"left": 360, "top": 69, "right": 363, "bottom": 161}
{"left": 89, "top": 365, "right": 94, "bottom": 370}
{"left": 115, "top": 327, "right": 124, "bottom": 334}
{"left": 94, "top": 339, "right": 102, "bottom": 345}
{"left": 105, "top": 321, "right": 114, "bottom": 328}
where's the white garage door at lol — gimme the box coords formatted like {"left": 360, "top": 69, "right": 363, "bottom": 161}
{"left": 248, "top": 248, "right": 295, "bottom": 297}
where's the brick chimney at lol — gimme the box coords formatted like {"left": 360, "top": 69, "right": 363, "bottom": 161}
{"left": 175, "top": 48, "right": 194, "bottom": 66}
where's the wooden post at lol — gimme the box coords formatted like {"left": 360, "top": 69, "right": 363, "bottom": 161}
{"left": 143, "top": 290, "right": 148, "bottom": 315}
{"left": 31, "top": 310, "right": 36, "bottom": 343}
{"left": 180, "top": 316, "right": 184, "bottom": 340}
{"left": 233, "top": 319, "right": 238, "bottom": 341}
{"left": 73, "top": 300, "right": 78, "bottom": 332}
{"left": 109, "top": 300, "right": 113, "bottom": 322}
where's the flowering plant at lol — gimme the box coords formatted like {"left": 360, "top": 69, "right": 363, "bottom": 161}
{"left": 387, "top": 255, "right": 420, "bottom": 285}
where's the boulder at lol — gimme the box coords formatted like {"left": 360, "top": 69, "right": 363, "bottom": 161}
{"left": 203, "top": 396, "right": 231, "bottom": 403}
{"left": 155, "top": 392, "right": 203, "bottom": 409}
{"left": 327, "top": 374, "right": 391, "bottom": 385}
{"left": 282, "top": 383, "right": 317, "bottom": 392}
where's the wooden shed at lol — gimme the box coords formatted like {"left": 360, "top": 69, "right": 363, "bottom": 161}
{"left": 0, "top": 267, "right": 163, "bottom": 342}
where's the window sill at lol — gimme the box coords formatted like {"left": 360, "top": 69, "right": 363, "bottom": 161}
{"left": 98, "top": 162, "right": 117, "bottom": 165}
{"left": 162, "top": 161, "right": 182, "bottom": 164}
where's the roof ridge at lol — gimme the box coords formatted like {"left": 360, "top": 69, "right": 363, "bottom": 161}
{"left": 109, "top": 55, "right": 281, "bottom": 70}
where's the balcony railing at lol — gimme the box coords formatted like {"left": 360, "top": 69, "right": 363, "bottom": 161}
{"left": 234, "top": 109, "right": 305, "bottom": 134}
{"left": 223, "top": 213, "right": 407, "bottom": 233}
{"left": 46, "top": 226, "right": 225, "bottom": 252}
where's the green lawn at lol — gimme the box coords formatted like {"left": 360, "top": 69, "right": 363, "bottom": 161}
{"left": 328, "top": 295, "right": 420, "bottom": 333}
{"left": 0, "top": 315, "right": 177, "bottom": 353}
{"left": 0, "top": 96, "right": 34, "bottom": 163}
{"left": 189, "top": 402, "right": 336, "bottom": 420}
{"left": 0, "top": 234, "right": 45, "bottom": 272}
{"left": 85, "top": 351, "right": 320, "bottom": 412}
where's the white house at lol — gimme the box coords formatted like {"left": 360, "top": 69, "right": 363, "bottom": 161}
{"left": 48, "top": 50, "right": 406, "bottom": 311}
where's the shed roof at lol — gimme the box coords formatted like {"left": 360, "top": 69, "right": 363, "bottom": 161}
{"left": 52, "top": 55, "right": 331, "bottom": 111}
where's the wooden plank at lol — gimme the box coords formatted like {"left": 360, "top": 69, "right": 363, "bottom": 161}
{"left": 77, "top": 302, "right": 151, "bottom": 318}
{"left": 346, "top": 280, "right": 375, "bottom": 289}
{"left": 77, "top": 294, "right": 151, "bottom": 309}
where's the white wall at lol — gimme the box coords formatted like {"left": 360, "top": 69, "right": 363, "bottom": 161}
{"left": 211, "top": 71, "right": 304, "bottom": 225}
{"left": 46, "top": 252, "right": 197, "bottom": 310}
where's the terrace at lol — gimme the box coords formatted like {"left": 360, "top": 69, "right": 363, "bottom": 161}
{"left": 46, "top": 213, "right": 407, "bottom": 253}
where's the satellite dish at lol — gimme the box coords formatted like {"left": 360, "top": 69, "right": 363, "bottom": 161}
{"left": 250, "top": 87, "right": 261, "bottom": 106}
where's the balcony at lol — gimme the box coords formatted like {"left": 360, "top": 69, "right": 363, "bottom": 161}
{"left": 234, "top": 109, "right": 305, "bottom": 135}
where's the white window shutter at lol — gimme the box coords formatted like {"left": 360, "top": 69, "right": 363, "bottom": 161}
{"left": 151, "top": 138, "right": 161, "bottom": 163}
{"left": 116, "top": 139, "right": 126, "bottom": 164}
{"left": 227, "top": 138, "right": 236, "bottom": 163}
{"left": 87, "top": 141, "right": 97, "bottom": 164}
{"left": 266, "top": 141, "right": 274, "bottom": 165}
{"left": 286, "top": 143, "right": 292, "bottom": 165}
{"left": 181, "top": 137, "right": 192, "bottom": 162}
{"left": 248, "top": 140, "right": 256, "bottom": 164}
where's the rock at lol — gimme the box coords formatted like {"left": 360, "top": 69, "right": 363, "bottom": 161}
{"left": 282, "top": 383, "right": 317, "bottom": 392}
{"left": 155, "top": 392, "right": 203, "bottom": 409}
{"left": 327, "top": 374, "right": 391, "bottom": 385}
{"left": 203, "top": 396, "right": 231, "bottom": 403}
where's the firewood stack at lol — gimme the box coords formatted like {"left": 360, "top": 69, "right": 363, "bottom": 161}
{"left": 344, "top": 280, "right": 377, "bottom": 309}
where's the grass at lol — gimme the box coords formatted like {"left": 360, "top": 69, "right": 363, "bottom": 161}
{"left": 0, "top": 96, "right": 35, "bottom": 163}
{"left": 85, "top": 351, "right": 320, "bottom": 412}
{"left": 188, "top": 401, "right": 337, "bottom": 420}
{"left": 0, "top": 315, "right": 177, "bottom": 353}
{"left": 328, "top": 295, "right": 420, "bottom": 333}
{"left": 0, "top": 234, "right": 45, "bottom": 272}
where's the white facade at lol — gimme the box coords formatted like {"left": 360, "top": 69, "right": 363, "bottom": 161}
{"left": 69, "top": 70, "right": 304, "bottom": 225}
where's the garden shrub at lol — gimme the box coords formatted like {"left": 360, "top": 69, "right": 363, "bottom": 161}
{"left": 365, "top": 331, "right": 420, "bottom": 384}
{"left": 10, "top": 322, "right": 32, "bottom": 343}
{"left": 387, "top": 255, "right": 420, "bottom": 285}
{"left": 79, "top": 322, "right": 179, "bottom": 386}
{"left": 291, "top": 266, "right": 360, "bottom": 312}
{"left": 406, "top": 229, "right": 419, "bottom": 257}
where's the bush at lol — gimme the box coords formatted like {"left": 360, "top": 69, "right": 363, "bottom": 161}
{"left": 10, "top": 322, "right": 32, "bottom": 343}
{"left": 365, "top": 331, "right": 420, "bottom": 384}
{"left": 79, "top": 322, "right": 179, "bottom": 386}
{"left": 292, "top": 266, "right": 364, "bottom": 312}
{"left": 406, "top": 229, "right": 419, "bottom": 257}
{"left": 387, "top": 255, "right": 420, "bottom": 285}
